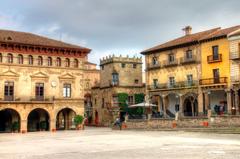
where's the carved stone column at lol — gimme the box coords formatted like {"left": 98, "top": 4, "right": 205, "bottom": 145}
{"left": 234, "top": 90, "right": 239, "bottom": 114}
{"left": 226, "top": 90, "right": 232, "bottom": 114}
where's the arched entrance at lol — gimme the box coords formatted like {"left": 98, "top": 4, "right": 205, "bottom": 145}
{"left": 56, "top": 108, "right": 76, "bottom": 130}
{"left": 0, "top": 109, "right": 20, "bottom": 133}
{"left": 94, "top": 110, "right": 99, "bottom": 125}
{"left": 165, "top": 93, "right": 180, "bottom": 117}
{"left": 27, "top": 108, "right": 50, "bottom": 132}
{"left": 183, "top": 95, "right": 198, "bottom": 116}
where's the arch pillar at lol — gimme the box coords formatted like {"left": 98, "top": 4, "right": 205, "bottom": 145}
{"left": 21, "top": 119, "right": 27, "bottom": 133}
{"left": 162, "top": 95, "right": 167, "bottom": 117}
{"left": 179, "top": 95, "right": 183, "bottom": 117}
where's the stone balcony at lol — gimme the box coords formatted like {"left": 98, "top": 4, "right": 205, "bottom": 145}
{"left": 146, "top": 62, "right": 161, "bottom": 71}
{"left": 147, "top": 80, "right": 198, "bottom": 90}
{"left": 180, "top": 55, "right": 198, "bottom": 65}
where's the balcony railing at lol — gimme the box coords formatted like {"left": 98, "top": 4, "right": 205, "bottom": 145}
{"left": 162, "top": 59, "right": 179, "bottom": 67}
{"left": 199, "top": 77, "right": 227, "bottom": 85}
{"left": 207, "top": 54, "right": 222, "bottom": 63}
{"left": 0, "top": 96, "right": 55, "bottom": 103}
{"left": 147, "top": 80, "right": 198, "bottom": 90}
{"left": 180, "top": 55, "right": 197, "bottom": 64}
{"left": 146, "top": 62, "right": 161, "bottom": 71}
{"left": 231, "top": 75, "right": 240, "bottom": 83}
{"left": 109, "top": 80, "right": 119, "bottom": 87}
{"left": 230, "top": 51, "right": 240, "bottom": 60}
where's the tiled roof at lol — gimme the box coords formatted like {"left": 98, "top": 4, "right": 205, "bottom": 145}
{"left": 141, "top": 25, "right": 240, "bottom": 54}
{"left": 0, "top": 29, "right": 90, "bottom": 51}
{"left": 200, "top": 25, "right": 240, "bottom": 41}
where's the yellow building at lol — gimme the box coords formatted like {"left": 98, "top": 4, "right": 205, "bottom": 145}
{"left": 142, "top": 25, "right": 240, "bottom": 117}
{"left": 0, "top": 29, "right": 98, "bottom": 133}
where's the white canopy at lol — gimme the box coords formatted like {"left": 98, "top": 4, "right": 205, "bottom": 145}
{"left": 128, "top": 102, "right": 157, "bottom": 108}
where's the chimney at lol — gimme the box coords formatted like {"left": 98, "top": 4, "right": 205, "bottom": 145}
{"left": 182, "top": 26, "right": 192, "bottom": 36}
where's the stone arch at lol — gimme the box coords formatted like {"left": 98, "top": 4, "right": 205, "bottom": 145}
{"left": 0, "top": 108, "right": 21, "bottom": 133}
{"left": 182, "top": 92, "right": 198, "bottom": 116}
{"left": 165, "top": 92, "right": 180, "bottom": 115}
{"left": 56, "top": 107, "right": 77, "bottom": 130}
{"left": 27, "top": 108, "right": 50, "bottom": 132}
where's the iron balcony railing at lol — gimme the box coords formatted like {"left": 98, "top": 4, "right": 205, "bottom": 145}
{"left": 230, "top": 51, "right": 240, "bottom": 60}
{"left": 180, "top": 55, "right": 197, "bottom": 64}
{"left": 146, "top": 62, "right": 161, "bottom": 71}
{"left": 199, "top": 77, "right": 227, "bottom": 85}
{"left": 207, "top": 54, "right": 222, "bottom": 63}
{"left": 147, "top": 80, "right": 198, "bottom": 90}
{"left": 162, "top": 59, "right": 179, "bottom": 68}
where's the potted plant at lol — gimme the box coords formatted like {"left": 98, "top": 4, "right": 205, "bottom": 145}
{"left": 40, "top": 121, "right": 47, "bottom": 131}
{"left": 74, "top": 115, "right": 84, "bottom": 130}
{"left": 12, "top": 121, "right": 19, "bottom": 133}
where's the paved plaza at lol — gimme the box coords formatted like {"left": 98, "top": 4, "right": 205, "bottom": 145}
{"left": 0, "top": 127, "right": 240, "bottom": 159}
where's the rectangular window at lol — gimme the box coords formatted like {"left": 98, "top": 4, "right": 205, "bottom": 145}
{"left": 153, "top": 79, "right": 158, "bottom": 88}
{"left": 101, "top": 65, "right": 104, "bottom": 70}
{"left": 35, "top": 83, "right": 44, "bottom": 100}
{"left": 152, "top": 57, "right": 158, "bottom": 65}
{"left": 4, "top": 81, "right": 14, "bottom": 101}
{"left": 133, "top": 64, "right": 137, "bottom": 68}
{"left": 63, "top": 83, "right": 71, "bottom": 98}
{"left": 102, "top": 98, "right": 105, "bottom": 108}
{"left": 134, "top": 79, "right": 139, "bottom": 84}
{"left": 213, "top": 69, "right": 220, "bottom": 83}
{"left": 168, "top": 54, "right": 175, "bottom": 62}
{"left": 212, "top": 46, "right": 219, "bottom": 60}
{"left": 187, "top": 74, "right": 193, "bottom": 85}
{"left": 186, "top": 50, "right": 193, "bottom": 59}
{"left": 121, "top": 63, "right": 126, "bottom": 68}
{"left": 128, "top": 96, "right": 134, "bottom": 105}
{"left": 112, "top": 73, "right": 119, "bottom": 85}
{"left": 169, "top": 77, "right": 175, "bottom": 87}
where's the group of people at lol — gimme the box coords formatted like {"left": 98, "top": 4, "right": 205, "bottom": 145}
{"left": 214, "top": 104, "right": 225, "bottom": 115}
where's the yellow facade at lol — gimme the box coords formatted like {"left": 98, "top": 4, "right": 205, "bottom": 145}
{"left": 201, "top": 38, "right": 230, "bottom": 85}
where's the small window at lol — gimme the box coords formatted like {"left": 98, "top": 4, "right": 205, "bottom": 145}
{"left": 128, "top": 96, "right": 134, "bottom": 105}
{"left": 168, "top": 54, "right": 175, "bottom": 62}
{"left": 29, "top": 55, "right": 33, "bottom": 65}
{"left": 153, "top": 79, "right": 158, "bottom": 88}
{"left": 134, "top": 79, "right": 139, "bottom": 84}
{"left": 101, "top": 65, "right": 104, "bottom": 70}
{"left": 0, "top": 53, "right": 2, "bottom": 63}
{"left": 56, "top": 57, "right": 61, "bottom": 67}
{"left": 169, "top": 77, "right": 175, "bottom": 87}
{"left": 187, "top": 74, "right": 193, "bottom": 85}
{"left": 112, "top": 73, "right": 119, "bottom": 85}
{"left": 95, "top": 98, "right": 97, "bottom": 104}
{"left": 37, "top": 56, "right": 43, "bottom": 66}
{"left": 133, "top": 64, "right": 137, "bottom": 68}
{"left": 65, "top": 58, "right": 70, "bottom": 67}
{"left": 186, "top": 50, "right": 192, "bottom": 59}
{"left": 18, "top": 54, "right": 23, "bottom": 64}
{"left": 74, "top": 59, "right": 78, "bottom": 68}
{"left": 7, "top": 53, "right": 13, "bottom": 63}
{"left": 212, "top": 46, "right": 219, "bottom": 60}
{"left": 63, "top": 83, "right": 71, "bottom": 98}
{"left": 102, "top": 98, "right": 105, "bottom": 108}
{"left": 121, "top": 63, "right": 126, "bottom": 68}
{"left": 35, "top": 83, "right": 44, "bottom": 100}
{"left": 48, "top": 57, "right": 52, "bottom": 66}
{"left": 152, "top": 57, "right": 158, "bottom": 65}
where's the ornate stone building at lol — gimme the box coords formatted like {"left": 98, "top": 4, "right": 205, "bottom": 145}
{"left": 92, "top": 55, "right": 145, "bottom": 126}
{"left": 0, "top": 29, "right": 98, "bottom": 133}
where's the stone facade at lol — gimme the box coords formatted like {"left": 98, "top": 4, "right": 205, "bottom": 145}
{"left": 0, "top": 30, "right": 97, "bottom": 133}
{"left": 92, "top": 55, "right": 145, "bottom": 126}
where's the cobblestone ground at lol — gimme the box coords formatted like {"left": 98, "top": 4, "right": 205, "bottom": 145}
{"left": 0, "top": 127, "right": 240, "bottom": 159}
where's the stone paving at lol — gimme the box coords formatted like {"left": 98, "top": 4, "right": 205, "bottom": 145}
{"left": 0, "top": 127, "right": 240, "bottom": 159}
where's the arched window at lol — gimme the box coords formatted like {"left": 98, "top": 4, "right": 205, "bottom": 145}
{"left": 47, "top": 57, "right": 52, "bottom": 66}
{"left": 7, "top": 53, "right": 13, "bottom": 63}
{"left": 56, "top": 57, "right": 61, "bottom": 67}
{"left": 37, "top": 56, "right": 43, "bottom": 66}
{"left": 0, "top": 53, "right": 2, "bottom": 63}
{"left": 65, "top": 58, "right": 70, "bottom": 67}
{"left": 29, "top": 55, "right": 33, "bottom": 65}
{"left": 18, "top": 54, "right": 23, "bottom": 64}
{"left": 74, "top": 59, "right": 78, "bottom": 68}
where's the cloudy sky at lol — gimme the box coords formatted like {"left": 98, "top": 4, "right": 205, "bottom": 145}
{"left": 0, "top": 0, "right": 240, "bottom": 66}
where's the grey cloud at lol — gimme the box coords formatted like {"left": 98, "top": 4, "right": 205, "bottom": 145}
{"left": 1, "top": 0, "right": 240, "bottom": 64}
